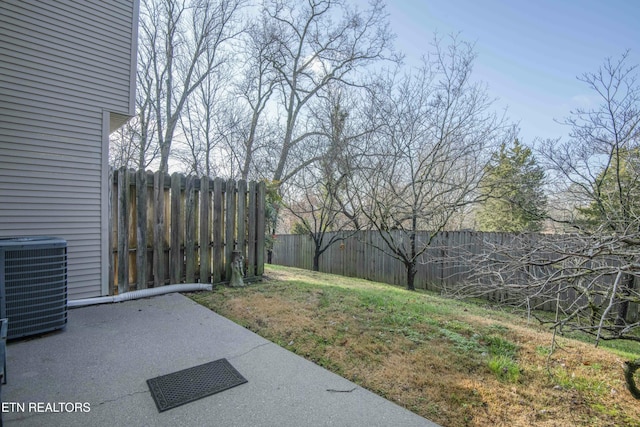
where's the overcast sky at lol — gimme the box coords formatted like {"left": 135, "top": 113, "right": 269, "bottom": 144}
{"left": 382, "top": 0, "right": 640, "bottom": 145}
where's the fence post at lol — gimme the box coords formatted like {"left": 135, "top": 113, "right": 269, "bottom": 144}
{"left": 117, "top": 167, "right": 129, "bottom": 294}
{"left": 108, "top": 167, "right": 115, "bottom": 295}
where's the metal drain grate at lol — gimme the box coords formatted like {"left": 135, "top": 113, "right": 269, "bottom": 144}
{"left": 147, "top": 358, "right": 248, "bottom": 412}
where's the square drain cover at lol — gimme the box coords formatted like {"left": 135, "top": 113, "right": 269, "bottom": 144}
{"left": 147, "top": 358, "right": 248, "bottom": 412}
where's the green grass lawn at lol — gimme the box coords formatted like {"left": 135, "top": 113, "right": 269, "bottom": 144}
{"left": 190, "top": 264, "right": 640, "bottom": 427}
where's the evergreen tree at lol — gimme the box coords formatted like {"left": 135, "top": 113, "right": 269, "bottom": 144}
{"left": 577, "top": 147, "right": 640, "bottom": 232}
{"left": 477, "top": 139, "right": 546, "bottom": 232}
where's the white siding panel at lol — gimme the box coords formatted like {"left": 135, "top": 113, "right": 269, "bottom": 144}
{"left": 2, "top": 100, "right": 102, "bottom": 123}
{"left": 0, "top": 175, "right": 99, "bottom": 190}
{"left": 0, "top": 128, "right": 102, "bottom": 148}
{"left": 0, "top": 0, "right": 135, "bottom": 115}
{"left": 0, "top": 0, "right": 138, "bottom": 298}
{"left": 2, "top": 87, "right": 107, "bottom": 113}
{"left": 0, "top": 165, "right": 98, "bottom": 183}
{"left": 0, "top": 57, "right": 130, "bottom": 97}
{"left": 3, "top": 0, "right": 132, "bottom": 44}
{"left": 0, "top": 27, "right": 130, "bottom": 67}
{"left": 0, "top": 109, "right": 104, "bottom": 298}
{"left": 1, "top": 71, "right": 130, "bottom": 114}
{"left": 0, "top": 144, "right": 100, "bottom": 162}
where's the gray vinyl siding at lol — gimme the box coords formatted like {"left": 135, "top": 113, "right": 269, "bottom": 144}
{"left": 0, "top": 0, "right": 137, "bottom": 299}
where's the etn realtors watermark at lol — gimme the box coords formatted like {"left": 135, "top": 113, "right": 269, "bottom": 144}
{"left": 2, "top": 402, "right": 91, "bottom": 413}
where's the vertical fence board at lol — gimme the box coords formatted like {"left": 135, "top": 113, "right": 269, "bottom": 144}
{"left": 145, "top": 171, "right": 154, "bottom": 287}
{"left": 152, "top": 171, "right": 165, "bottom": 287}
{"left": 117, "top": 167, "right": 129, "bottom": 294}
{"left": 247, "top": 181, "right": 257, "bottom": 277}
{"left": 127, "top": 169, "right": 137, "bottom": 286}
{"left": 170, "top": 173, "right": 182, "bottom": 284}
{"left": 199, "top": 177, "right": 211, "bottom": 283}
{"left": 163, "top": 176, "right": 171, "bottom": 285}
{"left": 135, "top": 169, "right": 148, "bottom": 289}
{"left": 225, "top": 179, "right": 237, "bottom": 281}
{"left": 256, "top": 181, "right": 266, "bottom": 275}
{"left": 185, "top": 175, "right": 196, "bottom": 283}
{"left": 212, "top": 177, "right": 224, "bottom": 283}
{"left": 237, "top": 180, "right": 247, "bottom": 267}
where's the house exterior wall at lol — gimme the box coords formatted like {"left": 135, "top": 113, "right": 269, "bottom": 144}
{"left": 0, "top": 0, "right": 138, "bottom": 298}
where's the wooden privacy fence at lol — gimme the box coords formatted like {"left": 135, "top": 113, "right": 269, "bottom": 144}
{"left": 109, "top": 168, "right": 266, "bottom": 295}
{"left": 271, "top": 230, "right": 482, "bottom": 290}
{"left": 271, "top": 230, "right": 638, "bottom": 320}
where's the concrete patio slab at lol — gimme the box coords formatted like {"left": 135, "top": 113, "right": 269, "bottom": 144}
{"left": 2, "top": 293, "right": 439, "bottom": 426}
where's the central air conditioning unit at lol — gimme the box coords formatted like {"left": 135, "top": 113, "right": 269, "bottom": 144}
{"left": 0, "top": 237, "right": 68, "bottom": 340}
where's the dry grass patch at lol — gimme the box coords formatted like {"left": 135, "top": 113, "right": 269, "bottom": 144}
{"left": 189, "top": 265, "right": 640, "bottom": 427}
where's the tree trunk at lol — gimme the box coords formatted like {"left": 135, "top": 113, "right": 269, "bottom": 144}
{"left": 615, "top": 272, "right": 635, "bottom": 327}
{"left": 406, "top": 261, "right": 416, "bottom": 291}
{"left": 313, "top": 252, "right": 320, "bottom": 272}
{"left": 407, "top": 216, "right": 417, "bottom": 291}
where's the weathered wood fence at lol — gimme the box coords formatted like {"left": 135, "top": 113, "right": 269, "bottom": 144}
{"left": 271, "top": 230, "right": 486, "bottom": 289}
{"left": 109, "top": 168, "right": 265, "bottom": 295}
{"left": 271, "top": 230, "right": 639, "bottom": 320}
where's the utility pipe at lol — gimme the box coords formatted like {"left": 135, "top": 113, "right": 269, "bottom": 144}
{"left": 67, "top": 283, "right": 213, "bottom": 308}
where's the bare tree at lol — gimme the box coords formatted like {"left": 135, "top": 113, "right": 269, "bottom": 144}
{"left": 176, "top": 67, "right": 230, "bottom": 177}
{"left": 109, "top": 122, "right": 140, "bottom": 169}
{"left": 284, "top": 166, "right": 354, "bottom": 271}
{"left": 454, "top": 53, "right": 640, "bottom": 345}
{"left": 139, "top": 0, "right": 244, "bottom": 174}
{"left": 539, "top": 51, "right": 640, "bottom": 335}
{"left": 108, "top": 71, "right": 159, "bottom": 170}
{"left": 355, "top": 35, "right": 509, "bottom": 290}
{"left": 283, "top": 86, "right": 363, "bottom": 270}
{"left": 262, "top": 0, "right": 396, "bottom": 184}
{"left": 233, "top": 0, "right": 397, "bottom": 262}
{"left": 231, "top": 15, "right": 280, "bottom": 180}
